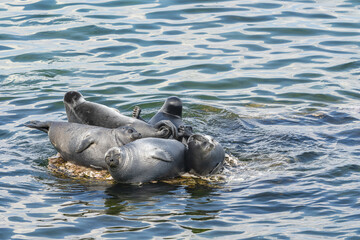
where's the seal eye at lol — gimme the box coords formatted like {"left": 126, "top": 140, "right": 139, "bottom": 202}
{"left": 127, "top": 129, "right": 133, "bottom": 134}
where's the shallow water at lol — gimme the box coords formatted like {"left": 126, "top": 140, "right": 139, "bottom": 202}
{"left": 1, "top": 0, "right": 360, "bottom": 239}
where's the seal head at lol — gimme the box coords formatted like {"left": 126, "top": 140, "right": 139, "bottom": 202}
{"left": 161, "top": 96, "right": 182, "bottom": 118}
{"left": 186, "top": 134, "right": 225, "bottom": 176}
{"left": 105, "top": 147, "right": 125, "bottom": 170}
{"left": 64, "top": 91, "right": 85, "bottom": 107}
{"left": 115, "top": 126, "right": 141, "bottom": 144}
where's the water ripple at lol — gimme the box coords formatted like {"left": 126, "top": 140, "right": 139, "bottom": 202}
{"left": 1, "top": 0, "right": 360, "bottom": 239}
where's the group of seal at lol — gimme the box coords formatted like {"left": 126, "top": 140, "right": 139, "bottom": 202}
{"left": 26, "top": 91, "right": 225, "bottom": 184}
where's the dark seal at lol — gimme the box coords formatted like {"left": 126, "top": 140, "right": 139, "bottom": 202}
{"left": 185, "top": 134, "right": 225, "bottom": 176}
{"left": 133, "top": 96, "right": 193, "bottom": 141}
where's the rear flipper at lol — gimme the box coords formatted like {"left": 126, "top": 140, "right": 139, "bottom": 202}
{"left": 132, "top": 106, "right": 146, "bottom": 122}
{"left": 154, "top": 120, "right": 178, "bottom": 140}
{"left": 25, "top": 121, "right": 51, "bottom": 133}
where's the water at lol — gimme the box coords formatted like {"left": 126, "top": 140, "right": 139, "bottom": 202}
{"left": 1, "top": 0, "right": 360, "bottom": 239}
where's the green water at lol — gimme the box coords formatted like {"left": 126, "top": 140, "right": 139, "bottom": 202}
{"left": 1, "top": 0, "right": 360, "bottom": 239}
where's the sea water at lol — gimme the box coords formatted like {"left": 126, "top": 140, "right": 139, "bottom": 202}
{"left": 0, "top": 0, "right": 359, "bottom": 239}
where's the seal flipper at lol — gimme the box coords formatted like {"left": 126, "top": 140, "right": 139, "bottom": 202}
{"left": 90, "top": 164, "right": 103, "bottom": 170}
{"left": 76, "top": 136, "right": 96, "bottom": 153}
{"left": 154, "top": 120, "right": 178, "bottom": 139}
{"left": 150, "top": 149, "right": 173, "bottom": 162}
{"left": 25, "top": 121, "right": 50, "bottom": 133}
{"left": 132, "top": 106, "right": 146, "bottom": 121}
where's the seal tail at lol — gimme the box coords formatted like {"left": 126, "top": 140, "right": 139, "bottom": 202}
{"left": 25, "top": 121, "right": 50, "bottom": 133}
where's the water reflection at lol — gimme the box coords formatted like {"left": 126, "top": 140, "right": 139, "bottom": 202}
{"left": 104, "top": 183, "right": 179, "bottom": 214}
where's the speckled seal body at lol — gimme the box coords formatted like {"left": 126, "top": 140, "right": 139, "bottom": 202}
{"left": 26, "top": 121, "right": 140, "bottom": 169}
{"left": 105, "top": 138, "right": 186, "bottom": 184}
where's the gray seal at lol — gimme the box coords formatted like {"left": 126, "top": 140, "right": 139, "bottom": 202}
{"left": 25, "top": 121, "right": 141, "bottom": 169}
{"left": 105, "top": 138, "right": 186, "bottom": 184}
{"left": 133, "top": 96, "right": 193, "bottom": 141}
{"left": 148, "top": 96, "right": 183, "bottom": 127}
{"left": 185, "top": 134, "right": 225, "bottom": 176}
{"left": 64, "top": 91, "right": 177, "bottom": 139}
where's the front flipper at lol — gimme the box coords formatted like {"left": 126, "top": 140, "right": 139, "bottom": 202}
{"left": 150, "top": 148, "right": 173, "bottom": 162}
{"left": 76, "top": 136, "right": 96, "bottom": 153}
{"left": 90, "top": 164, "right": 104, "bottom": 170}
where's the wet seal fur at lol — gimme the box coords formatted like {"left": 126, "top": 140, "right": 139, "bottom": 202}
{"left": 133, "top": 96, "right": 193, "bottom": 142}
{"left": 186, "top": 134, "right": 225, "bottom": 176}
{"left": 64, "top": 91, "right": 178, "bottom": 139}
{"left": 105, "top": 138, "right": 186, "bottom": 184}
{"left": 26, "top": 121, "right": 141, "bottom": 169}
{"left": 134, "top": 98, "right": 225, "bottom": 176}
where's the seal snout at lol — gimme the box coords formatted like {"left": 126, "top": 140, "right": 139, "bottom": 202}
{"left": 188, "top": 134, "right": 211, "bottom": 147}
{"left": 132, "top": 132, "right": 141, "bottom": 140}
{"left": 105, "top": 147, "right": 122, "bottom": 168}
{"left": 123, "top": 126, "right": 141, "bottom": 140}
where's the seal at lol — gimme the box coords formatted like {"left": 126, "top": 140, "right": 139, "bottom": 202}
{"left": 63, "top": 91, "right": 177, "bottom": 139}
{"left": 149, "top": 96, "right": 183, "bottom": 127}
{"left": 25, "top": 121, "right": 141, "bottom": 169}
{"left": 185, "top": 134, "right": 225, "bottom": 176}
{"left": 133, "top": 96, "right": 193, "bottom": 141}
{"left": 105, "top": 138, "right": 186, "bottom": 184}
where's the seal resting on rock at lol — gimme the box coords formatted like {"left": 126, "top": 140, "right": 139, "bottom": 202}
{"left": 64, "top": 91, "right": 178, "bottom": 139}
{"left": 25, "top": 121, "right": 141, "bottom": 169}
{"left": 133, "top": 98, "right": 224, "bottom": 176}
{"left": 105, "top": 138, "right": 186, "bottom": 184}
{"left": 185, "top": 134, "right": 225, "bottom": 176}
{"left": 133, "top": 96, "right": 193, "bottom": 142}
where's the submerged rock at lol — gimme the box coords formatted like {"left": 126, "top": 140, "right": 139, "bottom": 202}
{"left": 47, "top": 153, "right": 235, "bottom": 186}
{"left": 48, "top": 154, "right": 114, "bottom": 182}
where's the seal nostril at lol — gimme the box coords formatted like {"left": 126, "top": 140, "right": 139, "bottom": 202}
{"left": 108, "top": 157, "right": 117, "bottom": 168}
{"left": 132, "top": 133, "right": 141, "bottom": 139}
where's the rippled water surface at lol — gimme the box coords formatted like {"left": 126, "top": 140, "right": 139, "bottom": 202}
{"left": 1, "top": 0, "right": 360, "bottom": 239}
